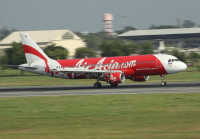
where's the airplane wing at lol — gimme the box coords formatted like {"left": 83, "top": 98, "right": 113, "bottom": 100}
{"left": 53, "top": 68, "right": 122, "bottom": 77}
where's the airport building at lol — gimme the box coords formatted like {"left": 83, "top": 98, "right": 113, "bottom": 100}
{"left": 118, "top": 28, "right": 200, "bottom": 52}
{"left": 0, "top": 30, "right": 86, "bottom": 58}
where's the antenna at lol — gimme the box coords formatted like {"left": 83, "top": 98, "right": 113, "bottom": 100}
{"left": 175, "top": 5, "right": 180, "bottom": 27}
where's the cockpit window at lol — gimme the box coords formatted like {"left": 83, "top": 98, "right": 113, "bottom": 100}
{"left": 169, "top": 59, "right": 179, "bottom": 62}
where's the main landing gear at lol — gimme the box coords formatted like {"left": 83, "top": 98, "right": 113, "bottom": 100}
{"left": 94, "top": 82, "right": 101, "bottom": 88}
{"left": 160, "top": 74, "right": 166, "bottom": 86}
{"left": 93, "top": 74, "right": 119, "bottom": 88}
{"left": 94, "top": 75, "right": 102, "bottom": 88}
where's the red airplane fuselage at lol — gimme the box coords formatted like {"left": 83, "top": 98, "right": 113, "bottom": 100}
{"left": 56, "top": 55, "right": 167, "bottom": 79}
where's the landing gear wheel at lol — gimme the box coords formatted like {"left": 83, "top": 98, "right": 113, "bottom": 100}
{"left": 160, "top": 74, "right": 167, "bottom": 86}
{"left": 161, "top": 81, "right": 166, "bottom": 86}
{"left": 110, "top": 83, "right": 118, "bottom": 87}
{"left": 94, "top": 82, "right": 101, "bottom": 88}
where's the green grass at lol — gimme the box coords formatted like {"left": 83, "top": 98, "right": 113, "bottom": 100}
{"left": 0, "top": 93, "right": 200, "bottom": 138}
{"left": 0, "top": 67, "right": 199, "bottom": 87}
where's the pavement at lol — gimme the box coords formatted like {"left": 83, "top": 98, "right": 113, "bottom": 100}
{"left": 0, "top": 82, "right": 199, "bottom": 97}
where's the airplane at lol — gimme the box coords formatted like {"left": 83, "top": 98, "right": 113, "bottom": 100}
{"left": 15, "top": 33, "right": 187, "bottom": 88}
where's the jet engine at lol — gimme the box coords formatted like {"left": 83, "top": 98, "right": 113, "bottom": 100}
{"left": 104, "top": 72, "right": 125, "bottom": 84}
{"left": 133, "top": 76, "right": 149, "bottom": 82}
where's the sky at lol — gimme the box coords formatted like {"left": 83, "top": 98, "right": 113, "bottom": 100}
{"left": 0, "top": 0, "right": 200, "bottom": 32}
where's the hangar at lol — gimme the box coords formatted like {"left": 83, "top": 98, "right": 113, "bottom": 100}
{"left": 0, "top": 30, "right": 86, "bottom": 58}
{"left": 118, "top": 28, "right": 200, "bottom": 49}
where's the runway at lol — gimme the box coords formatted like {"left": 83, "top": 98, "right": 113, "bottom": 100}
{"left": 0, "top": 82, "right": 199, "bottom": 97}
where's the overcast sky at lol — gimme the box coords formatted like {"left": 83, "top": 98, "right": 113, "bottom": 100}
{"left": 0, "top": 0, "right": 200, "bottom": 32}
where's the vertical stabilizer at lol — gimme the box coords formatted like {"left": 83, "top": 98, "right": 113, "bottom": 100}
{"left": 20, "top": 33, "right": 50, "bottom": 64}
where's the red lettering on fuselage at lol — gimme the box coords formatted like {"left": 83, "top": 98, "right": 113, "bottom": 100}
{"left": 57, "top": 55, "right": 167, "bottom": 79}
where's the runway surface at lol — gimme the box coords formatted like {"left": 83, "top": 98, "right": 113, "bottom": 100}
{"left": 0, "top": 82, "right": 199, "bottom": 97}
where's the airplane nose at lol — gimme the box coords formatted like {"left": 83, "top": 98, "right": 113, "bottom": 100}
{"left": 181, "top": 62, "right": 187, "bottom": 71}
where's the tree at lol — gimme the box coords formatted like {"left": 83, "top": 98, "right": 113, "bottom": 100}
{"left": 82, "top": 34, "right": 100, "bottom": 50}
{"left": 182, "top": 20, "right": 196, "bottom": 28}
{"left": 0, "top": 55, "right": 8, "bottom": 73}
{"left": 172, "top": 49, "right": 186, "bottom": 63}
{"left": 149, "top": 24, "right": 157, "bottom": 29}
{"left": 0, "top": 27, "right": 17, "bottom": 40}
{"left": 99, "top": 40, "right": 138, "bottom": 57}
{"left": 189, "top": 52, "right": 200, "bottom": 70}
{"left": 149, "top": 24, "right": 177, "bottom": 29}
{"left": 75, "top": 47, "right": 95, "bottom": 58}
{"left": 189, "top": 52, "right": 199, "bottom": 60}
{"left": 44, "top": 44, "right": 69, "bottom": 60}
{"left": 3, "top": 42, "right": 26, "bottom": 75}
{"left": 116, "top": 26, "right": 136, "bottom": 34}
{"left": 123, "top": 26, "right": 136, "bottom": 32}
{"left": 139, "top": 42, "right": 154, "bottom": 55}
{"left": 100, "top": 40, "right": 117, "bottom": 57}
{"left": 4, "top": 42, "right": 26, "bottom": 65}
{"left": 122, "top": 43, "right": 138, "bottom": 56}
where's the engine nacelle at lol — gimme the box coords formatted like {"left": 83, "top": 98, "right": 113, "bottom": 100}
{"left": 104, "top": 72, "right": 125, "bottom": 84}
{"left": 133, "top": 76, "right": 149, "bottom": 82}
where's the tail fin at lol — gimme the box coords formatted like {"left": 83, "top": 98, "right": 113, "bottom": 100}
{"left": 20, "top": 33, "right": 50, "bottom": 64}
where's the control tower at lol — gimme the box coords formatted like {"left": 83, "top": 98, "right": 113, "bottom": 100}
{"left": 102, "top": 13, "right": 113, "bottom": 34}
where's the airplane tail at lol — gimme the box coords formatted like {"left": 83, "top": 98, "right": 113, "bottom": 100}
{"left": 20, "top": 33, "right": 50, "bottom": 64}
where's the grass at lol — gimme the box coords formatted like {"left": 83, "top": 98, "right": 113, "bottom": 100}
{"left": 0, "top": 67, "right": 199, "bottom": 87}
{"left": 0, "top": 93, "right": 200, "bottom": 138}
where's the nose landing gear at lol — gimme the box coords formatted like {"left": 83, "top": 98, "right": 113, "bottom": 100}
{"left": 160, "top": 74, "right": 166, "bottom": 86}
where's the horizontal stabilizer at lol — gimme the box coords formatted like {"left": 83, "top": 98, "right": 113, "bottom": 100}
{"left": 8, "top": 65, "right": 38, "bottom": 70}
{"left": 7, "top": 65, "right": 19, "bottom": 68}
